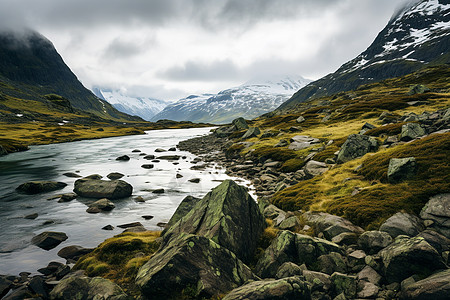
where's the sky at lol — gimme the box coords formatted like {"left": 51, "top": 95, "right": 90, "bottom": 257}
{"left": 0, "top": 0, "right": 410, "bottom": 101}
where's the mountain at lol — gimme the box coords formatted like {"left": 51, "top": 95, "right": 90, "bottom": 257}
{"left": 152, "top": 76, "right": 311, "bottom": 124}
{"left": 93, "top": 88, "right": 167, "bottom": 121}
{"left": 275, "top": 0, "right": 450, "bottom": 113}
{"left": 0, "top": 30, "right": 141, "bottom": 121}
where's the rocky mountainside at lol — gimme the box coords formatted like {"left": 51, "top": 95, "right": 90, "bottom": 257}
{"left": 275, "top": 0, "right": 450, "bottom": 113}
{"left": 152, "top": 76, "right": 311, "bottom": 124}
{"left": 93, "top": 88, "right": 167, "bottom": 121}
{"left": 0, "top": 30, "right": 140, "bottom": 121}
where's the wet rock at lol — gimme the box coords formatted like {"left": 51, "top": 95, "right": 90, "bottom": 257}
{"left": 420, "top": 193, "right": 450, "bottom": 238}
{"left": 154, "top": 148, "right": 166, "bottom": 152}
{"left": 86, "top": 198, "right": 115, "bottom": 213}
{"left": 188, "top": 178, "right": 201, "bottom": 183}
{"left": 401, "top": 269, "right": 450, "bottom": 300}
{"left": 62, "top": 172, "right": 82, "bottom": 178}
{"left": 32, "top": 231, "right": 68, "bottom": 250}
{"left": 303, "top": 211, "right": 364, "bottom": 239}
{"left": 134, "top": 196, "right": 145, "bottom": 203}
{"left": 74, "top": 178, "right": 132, "bottom": 199}
{"left": 116, "top": 155, "right": 130, "bottom": 161}
{"left": 379, "top": 212, "right": 424, "bottom": 238}
{"left": 142, "top": 215, "right": 154, "bottom": 220}
{"left": 0, "top": 276, "right": 14, "bottom": 298}
{"left": 102, "top": 225, "right": 114, "bottom": 230}
{"left": 304, "top": 160, "right": 329, "bottom": 177}
{"left": 358, "top": 230, "right": 393, "bottom": 254}
{"left": 336, "top": 134, "right": 378, "bottom": 164}
{"left": 2, "top": 285, "right": 31, "bottom": 300}
{"left": 143, "top": 154, "right": 155, "bottom": 160}
{"left": 141, "top": 164, "right": 154, "bottom": 169}
{"left": 242, "top": 127, "right": 261, "bottom": 139}
{"left": 136, "top": 234, "right": 256, "bottom": 300}
{"left": 84, "top": 174, "right": 103, "bottom": 180}
{"left": 107, "top": 172, "right": 124, "bottom": 180}
{"left": 117, "top": 222, "right": 143, "bottom": 229}
{"left": 58, "top": 193, "right": 77, "bottom": 203}
{"left": 132, "top": 149, "right": 141, "bottom": 153}
{"left": 37, "top": 261, "right": 64, "bottom": 276}
{"left": 28, "top": 276, "right": 48, "bottom": 298}
{"left": 176, "top": 173, "right": 183, "bottom": 178}
{"left": 24, "top": 213, "right": 38, "bottom": 219}
{"left": 387, "top": 157, "right": 417, "bottom": 183}
{"left": 156, "top": 155, "right": 180, "bottom": 160}
{"left": 123, "top": 226, "right": 147, "bottom": 233}
{"left": 50, "top": 274, "right": 128, "bottom": 300}
{"left": 168, "top": 147, "right": 176, "bottom": 151}
{"left": 57, "top": 245, "right": 93, "bottom": 261}
{"left": 16, "top": 181, "right": 67, "bottom": 194}
{"left": 379, "top": 235, "right": 446, "bottom": 283}
{"left": 275, "top": 262, "right": 305, "bottom": 279}
{"left": 162, "top": 180, "right": 265, "bottom": 263}
{"left": 222, "top": 276, "right": 311, "bottom": 300}
{"left": 400, "top": 123, "right": 426, "bottom": 141}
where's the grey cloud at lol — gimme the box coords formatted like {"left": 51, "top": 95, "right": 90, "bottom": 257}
{"left": 161, "top": 59, "right": 239, "bottom": 81}
{"left": 103, "top": 37, "right": 154, "bottom": 60}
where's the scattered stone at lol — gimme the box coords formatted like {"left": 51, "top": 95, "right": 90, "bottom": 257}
{"left": 134, "top": 196, "right": 145, "bottom": 203}
{"left": 188, "top": 178, "right": 201, "bottom": 183}
{"left": 417, "top": 229, "right": 450, "bottom": 254}
{"left": 304, "top": 160, "right": 329, "bottom": 177}
{"left": 296, "top": 116, "right": 305, "bottom": 123}
{"left": 316, "top": 252, "right": 347, "bottom": 275}
{"left": 358, "top": 230, "right": 393, "bottom": 254}
{"left": 42, "top": 220, "right": 55, "bottom": 225}
{"left": 176, "top": 173, "right": 183, "bottom": 178}
{"left": 116, "top": 155, "right": 130, "bottom": 161}
{"left": 222, "top": 276, "right": 310, "bottom": 300}
{"left": 58, "top": 192, "right": 77, "bottom": 203}
{"left": 408, "top": 84, "right": 430, "bottom": 95}
{"left": 330, "top": 272, "right": 357, "bottom": 299}
{"left": 331, "top": 232, "right": 359, "bottom": 246}
{"left": 57, "top": 245, "right": 93, "bottom": 261}
{"left": 117, "top": 222, "right": 143, "bottom": 229}
{"left": 401, "top": 269, "right": 450, "bottom": 300}
{"left": 303, "top": 211, "right": 364, "bottom": 239}
{"left": 141, "top": 164, "right": 154, "bottom": 169}
{"left": 74, "top": 178, "right": 132, "bottom": 199}
{"left": 357, "top": 265, "right": 382, "bottom": 285}
{"left": 0, "top": 276, "right": 13, "bottom": 298}
{"left": 142, "top": 215, "right": 154, "bottom": 220}
{"left": 16, "top": 181, "right": 67, "bottom": 194}
{"left": 154, "top": 148, "right": 166, "bottom": 152}
{"left": 420, "top": 193, "right": 450, "bottom": 238}
{"left": 336, "top": 134, "right": 378, "bottom": 164}
{"left": 278, "top": 216, "right": 301, "bottom": 231}
{"left": 379, "top": 235, "right": 446, "bottom": 283}
{"left": 143, "top": 154, "right": 155, "bottom": 160}
{"left": 152, "top": 188, "right": 165, "bottom": 194}
{"left": 86, "top": 198, "right": 115, "bottom": 213}
{"left": 400, "top": 123, "right": 426, "bottom": 141}
{"left": 107, "top": 172, "right": 124, "bottom": 180}
{"left": 242, "top": 127, "right": 261, "bottom": 139}
{"left": 62, "top": 172, "right": 82, "bottom": 178}
{"left": 387, "top": 157, "right": 417, "bottom": 183}
{"left": 168, "top": 147, "right": 176, "bottom": 151}
{"left": 24, "top": 213, "right": 38, "bottom": 220}
{"left": 274, "top": 139, "right": 289, "bottom": 147}
{"left": 84, "top": 174, "right": 103, "bottom": 180}
{"left": 379, "top": 212, "right": 424, "bottom": 238}
{"left": 132, "top": 149, "right": 141, "bottom": 153}
{"left": 275, "top": 262, "right": 304, "bottom": 279}
{"left": 157, "top": 155, "right": 180, "bottom": 160}
{"left": 358, "top": 281, "right": 379, "bottom": 299}
{"left": 31, "top": 231, "right": 68, "bottom": 250}
{"left": 102, "top": 225, "right": 114, "bottom": 230}
{"left": 231, "top": 117, "right": 249, "bottom": 131}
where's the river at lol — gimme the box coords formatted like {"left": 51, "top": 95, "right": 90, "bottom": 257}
{"left": 0, "top": 127, "right": 252, "bottom": 275}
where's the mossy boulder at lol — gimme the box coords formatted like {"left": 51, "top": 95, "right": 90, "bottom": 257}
{"left": 50, "top": 274, "right": 128, "bottom": 300}
{"left": 330, "top": 272, "right": 357, "bottom": 299}
{"left": 231, "top": 117, "right": 249, "bottom": 131}
{"left": 336, "top": 134, "right": 378, "bottom": 164}
{"left": 74, "top": 178, "right": 132, "bottom": 199}
{"left": 222, "top": 276, "right": 311, "bottom": 300}
{"left": 420, "top": 193, "right": 450, "bottom": 238}
{"left": 401, "top": 269, "right": 450, "bottom": 300}
{"left": 16, "top": 181, "right": 67, "bottom": 194}
{"left": 387, "top": 157, "right": 417, "bottom": 183}
{"left": 136, "top": 234, "right": 256, "bottom": 300}
{"left": 255, "top": 231, "right": 342, "bottom": 278}
{"left": 275, "top": 262, "right": 305, "bottom": 279}
{"left": 400, "top": 123, "right": 426, "bottom": 141}
{"left": 379, "top": 235, "right": 447, "bottom": 283}
{"left": 242, "top": 127, "right": 261, "bottom": 139}
{"left": 162, "top": 196, "right": 200, "bottom": 235}
{"left": 161, "top": 180, "right": 265, "bottom": 263}
{"left": 358, "top": 231, "right": 393, "bottom": 254}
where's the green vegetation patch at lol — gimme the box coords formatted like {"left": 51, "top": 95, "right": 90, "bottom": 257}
{"left": 280, "top": 158, "right": 306, "bottom": 172}
{"left": 252, "top": 146, "right": 297, "bottom": 162}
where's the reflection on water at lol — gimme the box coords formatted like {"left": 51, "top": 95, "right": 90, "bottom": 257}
{"left": 0, "top": 127, "right": 252, "bottom": 275}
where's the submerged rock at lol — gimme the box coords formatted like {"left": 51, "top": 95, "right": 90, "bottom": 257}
{"left": 31, "top": 231, "right": 68, "bottom": 250}
{"left": 86, "top": 198, "right": 115, "bottom": 213}
{"left": 16, "top": 181, "right": 67, "bottom": 194}
{"left": 136, "top": 234, "right": 256, "bottom": 300}
{"left": 74, "top": 178, "right": 132, "bottom": 199}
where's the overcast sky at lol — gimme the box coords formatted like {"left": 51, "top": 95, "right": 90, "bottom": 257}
{"left": 0, "top": 0, "right": 409, "bottom": 101}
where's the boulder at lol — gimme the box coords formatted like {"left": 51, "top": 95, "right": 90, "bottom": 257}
{"left": 379, "top": 235, "right": 447, "bottom": 283}
{"left": 231, "top": 117, "right": 249, "bottom": 131}
{"left": 115, "top": 155, "right": 130, "bottom": 161}
{"left": 74, "top": 178, "right": 132, "bottom": 199}
{"left": 156, "top": 155, "right": 180, "bottom": 160}
{"left": 358, "top": 281, "right": 379, "bottom": 299}
{"left": 107, "top": 172, "right": 124, "bottom": 180}
{"left": 154, "top": 148, "right": 166, "bottom": 152}
{"left": 63, "top": 172, "right": 82, "bottom": 178}
{"left": 263, "top": 204, "right": 285, "bottom": 220}
{"left": 387, "top": 157, "right": 417, "bottom": 183}
{"left": 303, "top": 270, "right": 332, "bottom": 293}
{"left": 136, "top": 234, "right": 256, "bottom": 300}
{"left": 401, "top": 269, "right": 450, "bottom": 300}
{"left": 304, "top": 160, "right": 329, "bottom": 178}
{"left": 288, "top": 135, "right": 320, "bottom": 150}
{"left": 162, "top": 196, "right": 200, "bottom": 235}
{"left": 16, "top": 181, "right": 67, "bottom": 194}
{"left": 31, "top": 231, "right": 68, "bottom": 250}
{"left": 58, "top": 193, "right": 77, "bottom": 202}
{"left": 188, "top": 178, "right": 201, "bottom": 183}
{"left": 86, "top": 198, "right": 115, "bottom": 213}
{"left": 143, "top": 154, "right": 155, "bottom": 160}
{"left": 416, "top": 229, "right": 450, "bottom": 254}
{"left": 278, "top": 216, "right": 301, "bottom": 231}
{"left": 256, "top": 231, "right": 342, "bottom": 278}
{"left": 162, "top": 180, "right": 265, "bottom": 263}
{"left": 357, "top": 265, "right": 382, "bottom": 285}
{"left": 379, "top": 212, "right": 424, "bottom": 238}
{"left": 331, "top": 232, "right": 359, "bottom": 246}
{"left": 296, "top": 116, "right": 305, "bottom": 123}
{"left": 275, "top": 262, "right": 305, "bottom": 279}
{"left": 336, "top": 134, "right": 378, "bottom": 164}
{"left": 50, "top": 274, "right": 128, "bottom": 300}
{"left": 242, "top": 127, "right": 261, "bottom": 139}
{"left": 400, "top": 123, "right": 426, "bottom": 141}
{"left": 330, "top": 272, "right": 357, "bottom": 299}
{"left": 57, "top": 245, "right": 93, "bottom": 261}
{"left": 303, "top": 211, "right": 364, "bottom": 239}
{"left": 117, "top": 222, "right": 143, "bottom": 229}
{"left": 358, "top": 230, "right": 393, "bottom": 254}
{"left": 0, "top": 276, "right": 13, "bottom": 298}
{"left": 420, "top": 193, "right": 450, "bottom": 238}
{"left": 141, "top": 164, "right": 154, "bottom": 169}
{"left": 316, "top": 252, "right": 347, "bottom": 275}
{"left": 222, "top": 277, "right": 311, "bottom": 300}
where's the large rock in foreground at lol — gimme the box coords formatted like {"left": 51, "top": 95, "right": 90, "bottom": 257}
{"left": 222, "top": 276, "right": 311, "bottom": 300}
{"left": 379, "top": 235, "right": 446, "bottom": 283}
{"left": 336, "top": 134, "right": 378, "bottom": 164}
{"left": 74, "top": 178, "right": 132, "bottom": 199}
{"left": 136, "top": 234, "right": 256, "bottom": 300}
{"left": 401, "top": 269, "right": 450, "bottom": 300}
{"left": 16, "top": 181, "right": 67, "bottom": 194}
{"left": 162, "top": 180, "right": 265, "bottom": 263}
{"left": 50, "top": 273, "right": 128, "bottom": 300}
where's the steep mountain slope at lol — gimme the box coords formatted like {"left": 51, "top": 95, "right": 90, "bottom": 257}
{"left": 152, "top": 76, "right": 311, "bottom": 124}
{"left": 275, "top": 0, "right": 450, "bottom": 113}
{"left": 93, "top": 88, "right": 167, "bottom": 121}
{"left": 0, "top": 30, "right": 140, "bottom": 121}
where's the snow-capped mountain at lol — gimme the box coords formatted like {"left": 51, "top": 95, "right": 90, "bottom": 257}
{"left": 93, "top": 88, "right": 167, "bottom": 121}
{"left": 277, "top": 0, "right": 450, "bottom": 113}
{"left": 152, "top": 76, "right": 311, "bottom": 124}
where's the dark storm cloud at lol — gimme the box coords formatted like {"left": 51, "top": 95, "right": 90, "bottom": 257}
{"left": 161, "top": 59, "right": 239, "bottom": 81}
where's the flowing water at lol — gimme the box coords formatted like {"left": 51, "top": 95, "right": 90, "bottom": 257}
{"left": 0, "top": 127, "right": 252, "bottom": 275}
